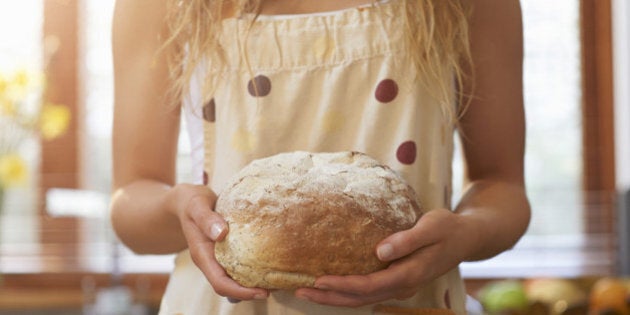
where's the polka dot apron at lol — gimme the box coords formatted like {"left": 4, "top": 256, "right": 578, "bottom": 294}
{"left": 160, "top": 1, "right": 466, "bottom": 314}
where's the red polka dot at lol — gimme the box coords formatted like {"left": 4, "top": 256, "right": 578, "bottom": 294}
{"left": 203, "top": 99, "right": 215, "bottom": 122}
{"left": 396, "top": 141, "right": 417, "bottom": 165}
{"left": 203, "top": 171, "right": 209, "bottom": 186}
{"left": 247, "top": 75, "right": 272, "bottom": 97}
{"left": 444, "top": 289, "right": 451, "bottom": 308}
{"left": 375, "top": 79, "right": 398, "bottom": 103}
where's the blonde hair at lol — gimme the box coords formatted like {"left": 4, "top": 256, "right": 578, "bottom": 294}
{"left": 164, "top": 0, "right": 472, "bottom": 125}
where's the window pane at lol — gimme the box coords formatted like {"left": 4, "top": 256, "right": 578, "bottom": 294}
{"left": 521, "top": 0, "right": 583, "bottom": 236}
{"left": 80, "top": 0, "right": 116, "bottom": 192}
{"left": 0, "top": 0, "right": 43, "bottom": 256}
{"left": 0, "top": 1, "right": 43, "bottom": 71}
{"left": 80, "top": 0, "right": 193, "bottom": 193}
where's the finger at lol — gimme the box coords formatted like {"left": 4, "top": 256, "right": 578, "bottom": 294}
{"left": 297, "top": 258, "right": 429, "bottom": 307}
{"left": 198, "top": 244, "right": 269, "bottom": 300}
{"left": 296, "top": 283, "right": 417, "bottom": 307}
{"left": 295, "top": 287, "right": 395, "bottom": 308}
{"left": 315, "top": 246, "right": 441, "bottom": 298}
{"left": 184, "top": 222, "right": 269, "bottom": 300}
{"left": 376, "top": 209, "right": 451, "bottom": 262}
{"left": 312, "top": 251, "right": 429, "bottom": 297}
{"left": 186, "top": 194, "right": 228, "bottom": 242}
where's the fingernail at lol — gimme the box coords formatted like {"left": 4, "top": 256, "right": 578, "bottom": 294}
{"left": 210, "top": 223, "right": 224, "bottom": 241}
{"left": 314, "top": 284, "right": 329, "bottom": 290}
{"left": 377, "top": 243, "right": 393, "bottom": 261}
{"left": 295, "top": 294, "right": 310, "bottom": 301}
{"left": 227, "top": 297, "right": 241, "bottom": 303}
{"left": 254, "top": 293, "right": 267, "bottom": 300}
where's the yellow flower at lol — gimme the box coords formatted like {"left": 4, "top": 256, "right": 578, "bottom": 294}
{"left": 40, "top": 103, "right": 71, "bottom": 140}
{"left": 0, "top": 75, "right": 14, "bottom": 116}
{"left": 0, "top": 98, "right": 16, "bottom": 116}
{"left": 10, "top": 70, "right": 42, "bottom": 95}
{"left": 0, "top": 74, "right": 7, "bottom": 94}
{"left": 0, "top": 154, "right": 28, "bottom": 188}
{"left": 12, "top": 70, "right": 30, "bottom": 87}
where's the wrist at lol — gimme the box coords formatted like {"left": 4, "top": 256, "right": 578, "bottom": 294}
{"left": 455, "top": 210, "right": 489, "bottom": 262}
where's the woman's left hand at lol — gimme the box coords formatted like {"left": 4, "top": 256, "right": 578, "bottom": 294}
{"left": 293, "top": 208, "right": 476, "bottom": 307}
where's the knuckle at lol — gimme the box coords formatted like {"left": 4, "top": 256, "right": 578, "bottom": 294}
{"left": 399, "top": 279, "right": 412, "bottom": 290}
{"left": 347, "top": 300, "right": 368, "bottom": 308}
{"left": 392, "top": 232, "right": 413, "bottom": 251}
{"left": 397, "top": 275, "right": 421, "bottom": 292}
{"left": 213, "top": 287, "right": 229, "bottom": 297}
{"left": 354, "top": 282, "right": 376, "bottom": 296}
{"left": 406, "top": 272, "right": 423, "bottom": 288}
{"left": 408, "top": 261, "right": 427, "bottom": 279}
{"left": 189, "top": 251, "right": 202, "bottom": 266}
{"left": 404, "top": 270, "right": 419, "bottom": 284}
{"left": 356, "top": 287, "right": 373, "bottom": 296}
{"left": 396, "top": 289, "right": 416, "bottom": 300}
{"left": 188, "top": 195, "right": 208, "bottom": 214}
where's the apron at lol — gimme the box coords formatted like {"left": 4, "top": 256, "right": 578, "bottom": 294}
{"left": 161, "top": 1, "right": 466, "bottom": 314}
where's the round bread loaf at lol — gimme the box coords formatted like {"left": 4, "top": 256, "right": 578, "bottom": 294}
{"left": 214, "top": 151, "right": 422, "bottom": 289}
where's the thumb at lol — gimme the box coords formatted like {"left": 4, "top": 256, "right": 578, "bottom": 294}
{"left": 375, "top": 232, "right": 413, "bottom": 262}
{"left": 376, "top": 209, "right": 453, "bottom": 262}
{"left": 189, "top": 194, "right": 228, "bottom": 242}
{"left": 375, "top": 217, "right": 434, "bottom": 262}
{"left": 178, "top": 184, "right": 228, "bottom": 242}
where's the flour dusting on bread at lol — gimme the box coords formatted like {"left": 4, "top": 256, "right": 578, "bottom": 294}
{"left": 215, "top": 151, "right": 422, "bottom": 289}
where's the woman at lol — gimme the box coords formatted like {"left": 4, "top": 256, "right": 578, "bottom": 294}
{"left": 110, "top": 0, "right": 530, "bottom": 314}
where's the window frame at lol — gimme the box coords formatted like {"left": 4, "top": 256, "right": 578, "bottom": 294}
{"left": 39, "top": 0, "right": 81, "bottom": 270}
{"left": 580, "top": 0, "right": 616, "bottom": 229}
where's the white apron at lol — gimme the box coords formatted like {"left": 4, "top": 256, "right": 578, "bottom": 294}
{"left": 162, "top": 1, "right": 466, "bottom": 314}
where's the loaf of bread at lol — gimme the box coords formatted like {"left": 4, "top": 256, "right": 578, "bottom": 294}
{"left": 214, "top": 151, "right": 422, "bottom": 289}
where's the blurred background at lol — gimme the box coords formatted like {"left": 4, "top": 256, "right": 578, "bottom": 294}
{"left": 0, "top": 0, "right": 628, "bottom": 314}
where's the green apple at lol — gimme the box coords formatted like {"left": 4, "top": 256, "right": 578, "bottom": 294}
{"left": 478, "top": 280, "right": 529, "bottom": 314}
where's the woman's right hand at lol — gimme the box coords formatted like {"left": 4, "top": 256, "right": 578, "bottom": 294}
{"left": 171, "top": 183, "right": 271, "bottom": 301}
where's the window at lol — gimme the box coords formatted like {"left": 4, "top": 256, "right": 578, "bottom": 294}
{"left": 0, "top": 0, "right": 44, "bottom": 265}
{"left": 0, "top": 0, "right": 618, "bottom": 281}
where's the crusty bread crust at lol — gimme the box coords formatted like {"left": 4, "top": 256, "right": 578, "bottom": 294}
{"left": 214, "top": 151, "right": 422, "bottom": 289}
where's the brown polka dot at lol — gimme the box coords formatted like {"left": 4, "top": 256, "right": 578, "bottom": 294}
{"left": 203, "top": 98, "right": 215, "bottom": 122}
{"left": 247, "top": 75, "right": 272, "bottom": 97}
{"left": 375, "top": 79, "right": 398, "bottom": 103}
{"left": 203, "top": 171, "right": 209, "bottom": 186}
{"left": 396, "top": 141, "right": 416, "bottom": 165}
{"left": 444, "top": 289, "right": 451, "bottom": 308}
